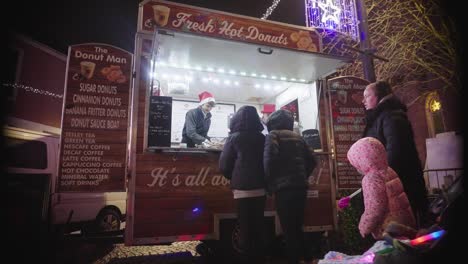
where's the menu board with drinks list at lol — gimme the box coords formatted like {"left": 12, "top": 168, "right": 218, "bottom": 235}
{"left": 328, "top": 76, "right": 369, "bottom": 189}
{"left": 58, "top": 43, "right": 133, "bottom": 192}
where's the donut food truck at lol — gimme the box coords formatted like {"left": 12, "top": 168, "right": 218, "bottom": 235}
{"left": 125, "top": 0, "right": 369, "bottom": 251}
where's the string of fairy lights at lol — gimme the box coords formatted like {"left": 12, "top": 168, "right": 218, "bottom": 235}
{"left": 3, "top": 83, "right": 64, "bottom": 99}
{"left": 261, "top": 0, "right": 281, "bottom": 19}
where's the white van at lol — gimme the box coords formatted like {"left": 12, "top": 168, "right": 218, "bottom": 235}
{"left": 5, "top": 124, "right": 127, "bottom": 234}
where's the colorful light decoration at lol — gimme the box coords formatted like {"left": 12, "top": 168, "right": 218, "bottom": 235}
{"left": 410, "top": 230, "right": 445, "bottom": 246}
{"left": 430, "top": 99, "right": 442, "bottom": 112}
{"left": 305, "top": 0, "right": 359, "bottom": 40}
{"left": 318, "top": 0, "right": 341, "bottom": 24}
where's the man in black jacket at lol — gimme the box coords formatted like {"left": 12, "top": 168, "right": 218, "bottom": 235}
{"left": 181, "top": 91, "right": 215, "bottom": 147}
{"left": 362, "top": 81, "right": 428, "bottom": 227}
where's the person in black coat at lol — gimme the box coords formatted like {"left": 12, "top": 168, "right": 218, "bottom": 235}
{"left": 362, "top": 81, "right": 428, "bottom": 227}
{"left": 219, "top": 105, "right": 266, "bottom": 264}
{"left": 263, "top": 109, "right": 316, "bottom": 264}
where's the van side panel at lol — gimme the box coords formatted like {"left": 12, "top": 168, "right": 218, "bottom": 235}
{"left": 51, "top": 192, "right": 126, "bottom": 224}
{"left": 5, "top": 126, "right": 127, "bottom": 232}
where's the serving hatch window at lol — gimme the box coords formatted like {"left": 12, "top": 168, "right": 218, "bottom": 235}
{"left": 145, "top": 30, "right": 343, "bottom": 150}
{"left": 171, "top": 100, "right": 235, "bottom": 143}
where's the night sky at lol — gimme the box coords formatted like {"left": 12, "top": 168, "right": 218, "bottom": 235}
{"left": 7, "top": 0, "right": 464, "bottom": 93}
{"left": 10, "top": 0, "right": 308, "bottom": 54}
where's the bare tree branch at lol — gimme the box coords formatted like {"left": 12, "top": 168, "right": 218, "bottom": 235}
{"left": 338, "top": 0, "right": 459, "bottom": 93}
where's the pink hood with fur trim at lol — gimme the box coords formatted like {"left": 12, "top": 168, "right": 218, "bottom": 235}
{"left": 348, "top": 137, "right": 416, "bottom": 238}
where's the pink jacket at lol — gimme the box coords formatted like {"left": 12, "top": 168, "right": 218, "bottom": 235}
{"left": 347, "top": 137, "right": 416, "bottom": 239}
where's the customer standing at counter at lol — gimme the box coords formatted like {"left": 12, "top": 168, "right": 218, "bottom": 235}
{"left": 219, "top": 105, "right": 266, "bottom": 264}
{"left": 264, "top": 109, "right": 316, "bottom": 264}
{"left": 181, "top": 91, "right": 215, "bottom": 148}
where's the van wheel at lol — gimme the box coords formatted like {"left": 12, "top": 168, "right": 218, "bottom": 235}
{"left": 95, "top": 208, "right": 121, "bottom": 232}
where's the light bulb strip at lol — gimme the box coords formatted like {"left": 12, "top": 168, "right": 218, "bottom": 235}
{"left": 154, "top": 64, "right": 309, "bottom": 84}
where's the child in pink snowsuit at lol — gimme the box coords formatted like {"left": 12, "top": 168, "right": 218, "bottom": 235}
{"left": 347, "top": 137, "right": 416, "bottom": 239}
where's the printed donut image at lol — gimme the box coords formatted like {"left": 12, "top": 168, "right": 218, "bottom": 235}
{"left": 101, "top": 65, "right": 127, "bottom": 83}
{"left": 297, "top": 36, "right": 312, "bottom": 50}
{"left": 290, "top": 30, "right": 317, "bottom": 52}
{"left": 290, "top": 32, "right": 300, "bottom": 42}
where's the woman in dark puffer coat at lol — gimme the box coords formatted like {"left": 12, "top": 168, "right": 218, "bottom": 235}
{"left": 363, "top": 81, "right": 428, "bottom": 227}
{"left": 264, "top": 109, "right": 316, "bottom": 264}
{"left": 219, "top": 105, "right": 266, "bottom": 264}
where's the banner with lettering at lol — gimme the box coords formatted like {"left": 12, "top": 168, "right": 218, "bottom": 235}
{"left": 328, "top": 76, "right": 369, "bottom": 189}
{"left": 138, "top": 0, "right": 322, "bottom": 53}
{"left": 130, "top": 150, "right": 333, "bottom": 242}
{"left": 58, "top": 43, "right": 133, "bottom": 192}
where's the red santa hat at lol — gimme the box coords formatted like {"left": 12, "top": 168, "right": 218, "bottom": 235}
{"left": 261, "top": 104, "right": 276, "bottom": 114}
{"left": 198, "top": 91, "right": 216, "bottom": 105}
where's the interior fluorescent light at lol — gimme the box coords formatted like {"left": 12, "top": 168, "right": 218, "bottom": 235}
{"left": 154, "top": 63, "right": 309, "bottom": 84}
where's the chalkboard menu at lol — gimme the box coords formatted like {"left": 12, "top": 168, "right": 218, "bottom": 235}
{"left": 148, "top": 96, "right": 172, "bottom": 147}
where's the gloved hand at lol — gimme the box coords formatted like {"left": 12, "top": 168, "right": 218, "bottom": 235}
{"left": 338, "top": 196, "right": 351, "bottom": 209}
{"left": 338, "top": 188, "right": 361, "bottom": 210}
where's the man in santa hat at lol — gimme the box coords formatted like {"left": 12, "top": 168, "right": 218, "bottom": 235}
{"left": 182, "top": 91, "right": 216, "bottom": 147}
{"left": 260, "top": 104, "right": 275, "bottom": 135}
